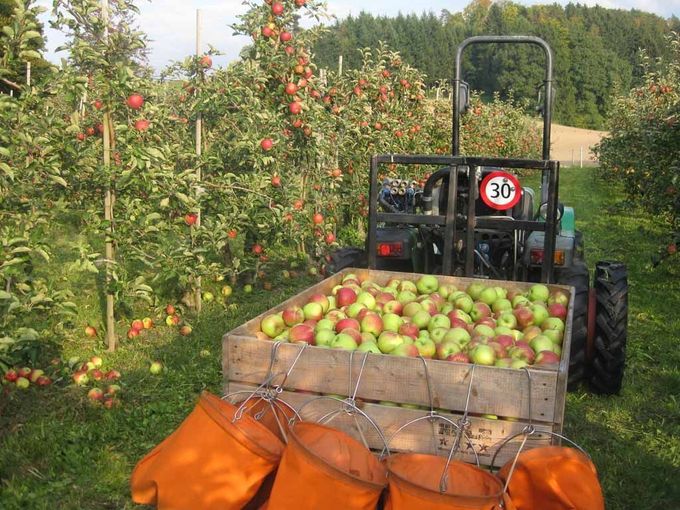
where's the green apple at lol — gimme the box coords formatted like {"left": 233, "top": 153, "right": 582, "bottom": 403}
{"left": 492, "top": 298, "right": 513, "bottom": 313}
{"left": 314, "top": 329, "right": 336, "bottom": 347}
{"left": 542, "top": 328, "right": 563, "bottom": 345}
{"left": 466, "top": 282, "right": 486, "bottom": 300}
{"left": 357, "top": 341, "right": 381, "bottom": 354}
{"left": 529, "top": 335, "right": 554, "bottom": 354}
{"left": 429, "top": 327, "right": 449, "bottom": 343}
{"left": 149, "top": 361, "right": 163, "bottom": 375}
{"left": 377, "top": 331, "right": 404, "bottom": 353}
{"left": 479, "top": 287, "right": 499, "bottom": 306}
{"left": 443, "top": 327, "right": 471, "bottom": 346}
{"left": 402, "top": 301, "right": 423, "bottom": 317}
{"left": 315, "top": 318, "right": 335, "bottom": 331}
{"left": 382, "top": 313, "right": 403, "bottom": 333}
{"left": 470, "top": 344, "right": 496, "bottom": 365}
{"left": 303, "top": 302, "right": 324, "bottom": 321}
{"left": 528, "top": 284, "right": 550, "bottom": 303}
{"left": 427, "top": 314, "right": 451, "bottom": 332}
{"left": 397, "top": 290, "right": 417, "bottom": 305}
{"left": 260, "top": 314, "right": 285, "bottom": 338}
{"left": 454, "top": 294, "right": 474, "bottom": 313}
{"left": 438, "top": 283, "right": 458, "bottom": 300}
{"left": 411, "top": 310, "right": 432, "bottom": 329}
{"left": 530, "top": 303, "right": 549, "bottom": 326}
{"left": 331, "top": 333, "right": 358, "bottom": 351}
{"left": 355, "top": 291, "right": 376, "bottom": 310}
{"left": 416, "top": 275, "right": 439, "bottom": 294}
{"left": 414, "top": 337, "right": 436, "bottom": 358}
{"left": 541, "top": 317, "right": 565, "bottom": 332}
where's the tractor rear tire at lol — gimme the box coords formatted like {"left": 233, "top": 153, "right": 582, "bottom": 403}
{"left": 589, "top": 261, "right": 628, "bottom": 395}
{"left": 556, "top": 261, "right": 589, "bottom": 390}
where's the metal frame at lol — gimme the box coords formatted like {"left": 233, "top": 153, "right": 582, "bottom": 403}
{"left": 367, "top": 36, "right": 561, "bottom": 283}
{"left": 367, "top": 155, "right": 560, "bottom": 283}
{"left": 452, "top": 35, "right": 555, "bottom": 204}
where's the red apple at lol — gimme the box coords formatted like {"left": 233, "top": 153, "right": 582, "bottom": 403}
{"left": 535, "top": 350, "right": 561, "bottom": 366}
{"left": 126, "top": 94, "right": 144, "bottom": 110}
{"left": 131, "top": 319, "right": 144, "bottom": 332}
{"left": 447, "top": 352, "right": 471, "bottom": 364}
{"left": 289, "top": 324, "right": 314, "bottom": 344}
{"left": 260, "top": 138, "right": 274, "bottom": 151}
{"left": 3, "top": 369, "right": 18, "bottom": 383}
{"left": 547, "top": 303, "right": 567, "bottom": 320}
{"left": 282, "top": 305, "right": 305, "bottom": 327}
{"left": 335, "top": 317, "right": 360, "bottom": 333}
{"left": 85, "top": 326, "right": 97, "bottom": 337}
{"left": 105, "top": 370, "right": 121, "bottom": 381}
{"left": 134, "top": 119, "right": 150, "bottom": 132}
{"left": 336, "top": 287, "right": 357, "bottom": 307}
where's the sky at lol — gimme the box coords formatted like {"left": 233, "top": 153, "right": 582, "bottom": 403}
{"left": 36, "top": 0, "right": 680, "bottom": 72}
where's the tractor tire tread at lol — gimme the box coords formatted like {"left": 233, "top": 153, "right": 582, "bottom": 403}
{"left": 589, "top": 261, "right": 628, "bottom": 395}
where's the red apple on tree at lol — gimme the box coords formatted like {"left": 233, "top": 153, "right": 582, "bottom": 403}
{"left": 260, "top": 138, "right": 274, "bottom": 151}
{"left": 126, "top": 94, "right": 144, "bottom": 110}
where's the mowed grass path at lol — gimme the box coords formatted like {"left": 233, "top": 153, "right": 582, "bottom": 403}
{"left": 0, "top": 168, "right": 678, "bottom": 509}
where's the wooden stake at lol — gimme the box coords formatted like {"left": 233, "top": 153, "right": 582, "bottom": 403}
{"left": 26, "top": 61, "right": 31, "bottom": 87}
{"left": 102, "top": 0, "right": 116, "bottom": 351}
{"left": 194, "top": 9, "right": 203, "bottom": 313}
{"left": 338, "top": 55, "right": 343, "bottom": 76}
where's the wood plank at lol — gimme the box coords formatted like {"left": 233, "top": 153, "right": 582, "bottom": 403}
{"left": 225, "top": 336, "right": 558, "bottom": 422}
{"left": 227, "top": 383, "right": 554, "bottom": 467}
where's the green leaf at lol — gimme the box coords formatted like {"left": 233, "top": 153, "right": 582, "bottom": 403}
{"left": 15, "top": 328, "right": 39, "bottom": 341}
{"left": 19, "top": 50, "right": 42, "bottom": 61}
{"left": 23, "top": 30, "right": 42, "bottom": 40}
{"left": 49, "top": 175, "right": 68, "bottom": 187}
{"left": 0, "top": 290, "right": 12, "bottom": 300}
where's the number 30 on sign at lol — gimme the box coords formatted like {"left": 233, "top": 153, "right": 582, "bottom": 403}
{"left": 480, "top": 171, "right": 521, "bottom": 211}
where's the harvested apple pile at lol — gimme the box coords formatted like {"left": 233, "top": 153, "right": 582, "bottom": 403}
{"left": 258, "top": 273, "right": 569, "bottom": 368}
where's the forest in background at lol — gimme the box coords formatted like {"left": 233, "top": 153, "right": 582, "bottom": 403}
{"left": 313, "top": 0, "right": 680, "bottom": 129}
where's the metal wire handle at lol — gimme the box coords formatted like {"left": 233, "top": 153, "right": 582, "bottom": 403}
{"left": 439, "top": 363, "right": 477, "bottom": 493}
{"left": 379, "top": 358, "right": 481, "bottom": 493}
{"left": 489, "top": 367, "right": 591, "bottom": 495}
{"left": 225, "top": 341, "right": 307, "bottom": 442}
{"left": 292, "top": 351, "right": 392, "bottom": 455}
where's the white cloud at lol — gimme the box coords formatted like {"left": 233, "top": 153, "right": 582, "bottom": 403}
{"left": 37, "top": 0, "right": 679, "bottom": 72}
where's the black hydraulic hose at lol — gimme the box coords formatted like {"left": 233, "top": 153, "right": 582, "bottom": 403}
{"left": 421, "top": 167, "right": 451, "bottom": 214}
{"left": 379, "top": 195, "right": 401, "bottom": 214}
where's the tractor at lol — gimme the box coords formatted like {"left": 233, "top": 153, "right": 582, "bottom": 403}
{"left": 330, "top": 36, "right": 628, "bottom": 394}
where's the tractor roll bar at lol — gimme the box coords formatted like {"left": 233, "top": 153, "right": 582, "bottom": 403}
{"left": 452, "top": 35, "right": 555, "bottom": 202}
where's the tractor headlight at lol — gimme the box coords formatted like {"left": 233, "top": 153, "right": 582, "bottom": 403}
{"left": 538, "top": 202, "right": 564, "bottom": 221}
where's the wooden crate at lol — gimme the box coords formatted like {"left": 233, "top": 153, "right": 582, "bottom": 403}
{"left": 223, "top": 268, "right": 574, "bottom": 467}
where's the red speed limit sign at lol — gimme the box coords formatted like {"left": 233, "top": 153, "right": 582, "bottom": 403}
{"left": 480, "top": 171, "right": 521, "bottom": 210}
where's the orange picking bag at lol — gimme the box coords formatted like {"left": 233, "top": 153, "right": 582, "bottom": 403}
{"left": 130, "top": 391, "right": 285, "bottom": 510}
{"left": 497, "top": 446, "right": 604, "bottom": 510}
{"left": 266, "top": 421, "right": 388, "bottom": 510}
{"left": 385, "top": 453, "right": 515, "bottom": 510}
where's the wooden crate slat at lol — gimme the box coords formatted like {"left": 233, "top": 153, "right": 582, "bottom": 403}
{"left": 227, "top": 383, "right": 554, "bottom": 467}
{"left": 225, "top": 335, "right": 558, "bottom": 422}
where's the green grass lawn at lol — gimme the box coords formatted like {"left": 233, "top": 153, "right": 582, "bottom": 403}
{"left": 1, "top": 167, "right": 679, "bottom": 509}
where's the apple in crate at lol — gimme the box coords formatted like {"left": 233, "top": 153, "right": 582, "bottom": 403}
{"left": 261, "top": 314, "right": 286, "bottom": 338}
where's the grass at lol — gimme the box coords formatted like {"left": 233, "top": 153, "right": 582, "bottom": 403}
{"left": 0, "top": 167, "right": 679, "bottom": 509}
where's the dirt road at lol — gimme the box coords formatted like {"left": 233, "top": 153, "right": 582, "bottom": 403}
{"left": 548, "top": 123, "right": 607, "bottom": 167}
